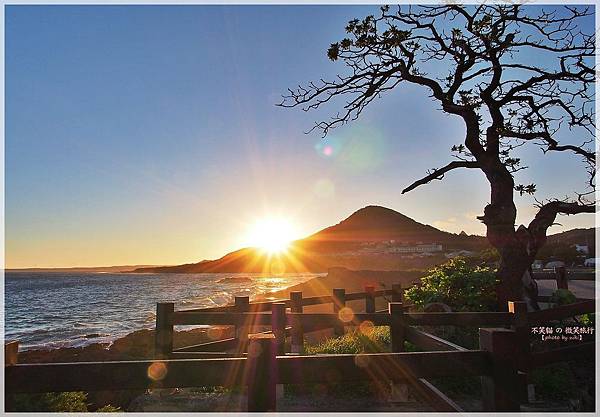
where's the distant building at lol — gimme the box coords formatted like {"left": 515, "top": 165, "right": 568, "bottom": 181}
{"left": 445, "top": 250, "right": 476, "bottom": 259}
{"left": 358, "top": 242, "right": 443, "bottom": 255}
{"left": 387, "top": 243, "right": 443, "bottom": 254}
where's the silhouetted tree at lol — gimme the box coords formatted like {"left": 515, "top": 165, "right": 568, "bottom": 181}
{"left": 281, "top": 5, "right": 596, "bottom": 310}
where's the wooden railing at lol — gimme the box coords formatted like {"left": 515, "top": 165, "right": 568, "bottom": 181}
{"left": 532, "top": 267, "right": 594, "bottom": 303}
{"left": 5, "top": 330, "right": 514, "bottom": 412}
{"left": 163, "top": 284, "right": 405, "bottom": 357}
{"left": 155, "top": 278, "right": 594, "bottom": 411}
{"left": 5, "top": 275, "right": 595, "bottom": 412}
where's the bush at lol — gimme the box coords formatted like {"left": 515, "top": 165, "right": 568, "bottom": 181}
{"left": 96, "top": 404, "right": 123, "bottom": 412}
{"left": 549, "top": 289, "right": 577, "bottom": 306}
{"left": 404, "top": 257, "right": 498, "bottom": 312}
{"left": 578, "top": 313, "right": 595, "bottom": 326}
{"left": 13, "top": 392, "right": 88, "bottom": 412}
{"left": 12, "top": 391, "right": 121, "bottom": 412}
{"left": 530, "top": 363, "right": 578, "bottom": 400}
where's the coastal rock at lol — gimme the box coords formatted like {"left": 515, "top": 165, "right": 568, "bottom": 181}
{"left": 18, "top": 327, "right": 233, "bottom": 364}
{"left": 15, "top": 327, "right": 234, "bottom": 411}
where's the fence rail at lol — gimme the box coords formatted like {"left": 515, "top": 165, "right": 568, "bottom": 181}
{"left": 5, "top": 271, "right": 595, "bottom": 413}
{"left": 527, "top": 300, "right": 595, "bottom": 324}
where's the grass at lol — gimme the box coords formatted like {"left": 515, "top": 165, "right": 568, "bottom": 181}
{"left": 285, "top": 326, "right": 393, "bottom": 399}
{"left": 11, "top": 392, "right": 122, "bottom": 412}
{"left": 304, "top": 326, "right": 391, "bottom": 355}
{"left": 302, "top": 326, "right": 480, "bottom": 400}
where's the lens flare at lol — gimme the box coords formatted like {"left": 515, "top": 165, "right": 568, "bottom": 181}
{"left": 338, "top": 307, "right": 355, "bottom": 323}
{"left": 313, "top": 178, "right": 335, "bottom": 199}
{"left": 359, "top": 320, "right": 375, "bottom": 335}
{"left": 147, "top": 361, "right": 168, "bottom": 381}
{"left": 314, "top": 138, "right": 340, "bottom": 158}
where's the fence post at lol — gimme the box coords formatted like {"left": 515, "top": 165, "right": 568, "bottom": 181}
{"left": 332, "top": 288, "right": 346, "bottom": 337}
{"left": 365, "top": 285, "right": 375, "bottom": 313}
{"left": 389, "top": 302, "right": 405, "bottom": 352}
{"left": 5, "top": 340, "right": 18, "bottom": 366}
{"left": 5, "top": 340, "right": 19, "bottom": 411}
{"left": 388, "top": 302, "right": 409, "bottom": 401}
{"left": 290, "top": 291, "right": 304, "bottom": 354}
{"left": 555, "top": 266, "right": 568, "bottom": 290}
{"left": 272, "top": 303, "right": 286, "bottom": 355}
{"left": 155, "top": 302, "right": 174, "bottom": 358}
{"left": 235, "top": 296, "right": 250, "bottom": 353}
{"left": 479, "top": 328, "right": 520, "bottom": 412}
{"left": 508, "top": 301, "right": 532, "bottom": 403}
{"left": 247, "top": 333, "right": 277, "bottom": 412}
{"left": 392, "top": 283, "right": 403, "bottom": 303}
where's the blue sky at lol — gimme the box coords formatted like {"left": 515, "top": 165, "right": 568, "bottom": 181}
{"left": 5, "top": 5, "right": 595, "bottom": 267}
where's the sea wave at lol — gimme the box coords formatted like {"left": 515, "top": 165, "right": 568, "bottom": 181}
{"left": 5, "top": 271, "right": 322, "bottom": 351}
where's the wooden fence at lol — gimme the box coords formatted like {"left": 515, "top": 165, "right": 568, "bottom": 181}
{"left": 5, "top": 271, "right": 595, "bottom": 412}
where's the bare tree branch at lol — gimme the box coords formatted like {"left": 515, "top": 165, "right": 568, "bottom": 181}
{"left": 402, "top": 160, "right": 479, "bottom": 194}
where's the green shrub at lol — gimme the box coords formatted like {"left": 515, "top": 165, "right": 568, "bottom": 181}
{"left": 531, "top": 363, "right": 577, "bottom": 400}
{"left": 578, "top": 313, "right": 595, "bottom": 326}
{"left": 12, "top": 391, "right": 121, "bottom": 412}
{"left": 13, "top": 392, "right": 88, "bottom": 412}
{"left": 549, "top": 289, "right": 577, "bottom": 306}
{"left": 404, "top": 258, "right": 498, "bottom": 312}
{"left": 96, "top": 404, "right": 122, "bottom": 412}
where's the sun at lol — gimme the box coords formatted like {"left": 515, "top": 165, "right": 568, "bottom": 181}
{"left": 245, "top": 217, "right": 298, "bottom": 254}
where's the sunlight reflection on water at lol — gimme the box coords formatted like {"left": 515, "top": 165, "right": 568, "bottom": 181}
{"left": 5, "top": 272, "right": 322, "bottom": 350}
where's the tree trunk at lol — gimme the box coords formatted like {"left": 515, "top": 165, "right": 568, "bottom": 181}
{"left": 496, "top": 244, "right": 539, "bottom": 311}
{"left": 481, "top": 167, "right": 540, "bottom": 311}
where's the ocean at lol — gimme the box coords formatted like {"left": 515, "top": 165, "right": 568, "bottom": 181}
{"left": 4, "top": 272, "right": 321, "bottom": 350}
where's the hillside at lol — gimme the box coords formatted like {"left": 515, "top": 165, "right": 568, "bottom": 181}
{"left": 301, "top": 205, "right": 486, "bottom": 252}
{"left": 546, "top": 227, "right": 595, "bottom": 247}
{"left": 133, "top": 205, "right": 488, "bottom": 273}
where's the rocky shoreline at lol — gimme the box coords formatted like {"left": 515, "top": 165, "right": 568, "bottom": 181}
{"left": 18, "top": 327, "right": 232, "bottom": 364}
{"left": 18, "top": 267, "right": 423, "bottom": 365}
{"left": 12, "top": 268, "right": 425, "bottom": 411}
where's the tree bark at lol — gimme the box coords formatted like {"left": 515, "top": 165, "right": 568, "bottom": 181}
{"left": 479, "top": 165, "right": 540, "bottom": 311}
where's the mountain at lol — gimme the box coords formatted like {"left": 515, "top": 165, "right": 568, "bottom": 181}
{"left": 133, "top": 205, "right": 488, "bottom": 274}
{"left": 300, "top": 205, "right": 485, "bottom": 251}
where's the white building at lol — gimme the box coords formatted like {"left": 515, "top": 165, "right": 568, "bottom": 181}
{"left": 445, "top": 250, "right": 476, "bottom": 259}
{"left": 387, "top": 243, "right": 443, "bottom": 254}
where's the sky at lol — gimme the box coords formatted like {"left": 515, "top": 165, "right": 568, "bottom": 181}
{"left": 5, "top": 5, "right": 596, "bottom": 268}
